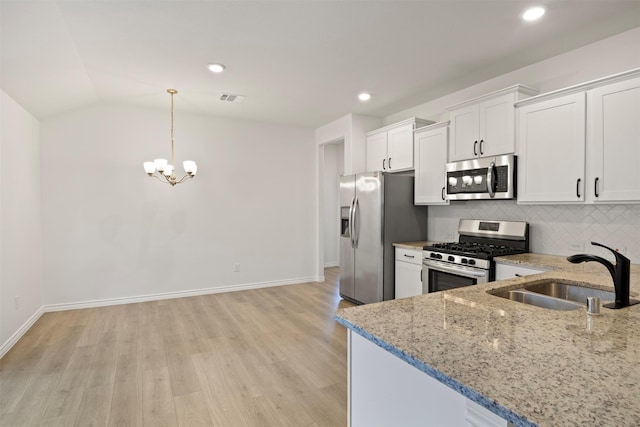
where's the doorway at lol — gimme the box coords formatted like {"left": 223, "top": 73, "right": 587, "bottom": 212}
{"left": 322, "top": 140, "right": 344, "bottom": 268}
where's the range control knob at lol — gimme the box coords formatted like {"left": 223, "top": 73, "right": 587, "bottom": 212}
{"left": 448, "top": 256, "right": 455, "bottom": 262}
{"left": 468, "top": 259, "right": 476, "bottom": 266}
{"left": 461, "top": 258, "right": 468, "bottom": 264}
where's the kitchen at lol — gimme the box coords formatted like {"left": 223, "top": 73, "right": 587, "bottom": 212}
{"left": 333, "top": 54, "right": 640, "bottom": 427}
{"left": 2, "top": 1, "right": 640, "bottom": 426}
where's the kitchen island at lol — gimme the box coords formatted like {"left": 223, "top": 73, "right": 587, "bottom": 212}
{"left": 335, "top": 255, "right": 640, "bottom": 426}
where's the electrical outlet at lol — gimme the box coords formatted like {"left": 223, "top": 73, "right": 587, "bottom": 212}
{"left": 14, "top": 296, "right": 19, "bottom": 311}
{"left": 234, "top": 262, "right": 240, "bottom": 273}
{"left": 568, "top": 242, "right": 584, "bottom": 252}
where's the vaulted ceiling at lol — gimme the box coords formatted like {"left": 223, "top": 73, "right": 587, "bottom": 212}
{"left": 2, "top": 1, "right": 639, "bottom": 127}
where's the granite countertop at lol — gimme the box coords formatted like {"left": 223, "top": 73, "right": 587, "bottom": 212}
{"left": 335, "top": 254, "right": 640, "bottom": 426}
{"left": 393, "top": 241, "right": 438, "bottom": 249}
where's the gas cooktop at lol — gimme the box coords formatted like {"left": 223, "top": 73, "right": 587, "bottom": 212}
{"left": 425, "top": 242, "right": 526, "bottom": 259}
{"left": 423, "top": 219, "right": 530, "bottom": 262}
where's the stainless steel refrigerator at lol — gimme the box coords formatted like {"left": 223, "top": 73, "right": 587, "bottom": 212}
{"left": 339, "top": 172, "right": 428, "bottom": 304}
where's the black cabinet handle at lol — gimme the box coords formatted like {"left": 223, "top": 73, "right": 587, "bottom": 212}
{"left": 473, "top": 141, "right": 478, "bottom": 156}
{"left": 382, "top": 159, "right": 386, "bottom": 170}
{"left": 404, "top": 254, "right": 415, "bottom": 258}
{"left": 595, "top": 177, "right": 600, "bottom": 197}
{"left": 388, "top": 158, "right": 392, "bottom": 169}
{"left": 576, "top": 178, "right": 581, "bottom": 198}
{"left": 479, "top": 139, "right": 484, "bottom": 155}
{"left": 441, "top": 187, "right": 445, "bottom": 200}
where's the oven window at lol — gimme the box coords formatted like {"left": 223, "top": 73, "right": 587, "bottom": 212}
{"left": 429, "top": 269, "right": 477, "bottom": 292}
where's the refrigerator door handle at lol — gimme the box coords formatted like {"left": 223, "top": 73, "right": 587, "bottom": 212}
{"left": 348, "top": 197, "right": 355, "bottom": 248}
{"left": 353, "top": 197, "right": 360, "bottom": 249}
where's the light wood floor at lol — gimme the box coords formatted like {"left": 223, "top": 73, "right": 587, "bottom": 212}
{"left": 0, "top": 267, "right": 355, "bottom": 426}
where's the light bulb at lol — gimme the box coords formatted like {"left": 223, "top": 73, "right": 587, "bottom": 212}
{"left": 183, "top": 160, "right": 196, "bottom": 173}
{"left": 154, "top": 158, "right": 168, "bottom": 172}
{"left": 208, "top": 63, "right": 226, "bottom": 73}
{"left": 163, "top": 165, "right": 174, "bottom": 177}
{"left": 143, "top": 162, "right": 156, "bottom": 174}
{"left": 522, "top": 6, "right": 545, "bottom": 21}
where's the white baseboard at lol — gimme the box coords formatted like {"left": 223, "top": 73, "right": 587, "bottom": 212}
{"left": 43, "top": 276, "right": 322, "bottom": 312}
{"left": 0, "top": 306, "right": 45, "bottom": 359}
{"left": 324, "top": 261, "right": 339, "bottom": 268}
{"left": 1, "top": 275, "right": 324, "bottom": 357}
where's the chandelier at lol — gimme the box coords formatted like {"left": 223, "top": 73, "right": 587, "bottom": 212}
{"left": 143, "top": 89, "right": 197, "bottom": 186}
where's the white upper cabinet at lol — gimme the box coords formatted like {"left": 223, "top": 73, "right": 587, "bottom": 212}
{"left": 365, "top": 118, "right": 433, "bottom": 173}
{"left": 517, "top": 92, "right": 586, "bottom": 203}
{"left": 587, "top": 75, "right": 640, "bottom": 203}
{"left": 516, "top": 68, "right": 640, "bottom": 204}
{"left": 387, "top": 124, "right": 416, "bottom": 171}
{"left": 366, "top": 131, "right": 388, "bottom": 173}
{"left": 414, "top": 122, "right": 449, "bottom": 205}
{"left": 448, "top": 86, "right": 538, "bottom": 161}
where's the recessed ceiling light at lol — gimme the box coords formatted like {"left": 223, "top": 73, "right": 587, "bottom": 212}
{"left": 522, "top": 6, "right": 545, "bottom": 21}
{"left": 208, "top": 63, "right": 226, "bottom": 73}
{"left": 358, "top": 92, "right": 371, "bottom": 101}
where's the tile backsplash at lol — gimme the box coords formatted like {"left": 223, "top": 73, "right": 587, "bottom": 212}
{"left": 428, "top": 201, "right": 640, "bottom": 263}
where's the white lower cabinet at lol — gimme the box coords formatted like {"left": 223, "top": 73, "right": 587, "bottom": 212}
{"left": 395, "top": 248, "right": 424, "bottom": 299}
{"left": 494, "top": 262, "right": 548, "bottom": 281}
{"left": 349, "top": 331, "right": 512, "bottom": 427}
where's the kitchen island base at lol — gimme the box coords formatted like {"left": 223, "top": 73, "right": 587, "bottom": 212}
{"left": 349, "top": 331, "right": 513, "bottom": 427}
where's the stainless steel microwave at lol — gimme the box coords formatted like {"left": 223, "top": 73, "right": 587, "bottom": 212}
{"left": 445, "top": 154, "right": 516, "bottom": 200}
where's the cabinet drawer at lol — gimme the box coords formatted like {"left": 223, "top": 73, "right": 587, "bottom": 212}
{"left": 395, "top": 248, "right": 422, "bottom": 265}
{"left": 495, "top": 263, "right": 547, "bottom": 281}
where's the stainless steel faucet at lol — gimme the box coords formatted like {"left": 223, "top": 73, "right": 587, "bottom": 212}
{"left": 567, "top": 242, "right": 639, "bottom": 309}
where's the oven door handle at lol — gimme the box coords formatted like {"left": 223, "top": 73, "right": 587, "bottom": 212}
{"left": 423, "top": 261, "right": 488, "bottom": 278}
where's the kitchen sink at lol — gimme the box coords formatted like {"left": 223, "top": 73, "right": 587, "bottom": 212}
{"left": 523, "top": 281, "right": 616, "bottom": 304}
{"left": 491, "top": 289, "right": 583, "bottom": 311}
{"left": 489, "top": 279, "right": 617, "bottom": 311}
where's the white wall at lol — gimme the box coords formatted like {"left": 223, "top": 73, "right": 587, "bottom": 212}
{"left": 322, "top": 142, "right": 344, "bottom": 267}
{"left": 384, "top": 27, "right": 640, "bottom": 125}
{"left": 1, "top": 91, "right": 44, "bottom": 354}
{"left": 40, "top": 104, "right": 316, "bottom": 307}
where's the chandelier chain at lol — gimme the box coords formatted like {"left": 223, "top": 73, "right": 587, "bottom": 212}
{"left": 169, "top": 89, "right": 176, "bottom": 169}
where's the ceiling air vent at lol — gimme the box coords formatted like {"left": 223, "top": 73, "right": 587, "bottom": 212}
{"left": 220, "top": 93, "right": 246, "bottom": 103}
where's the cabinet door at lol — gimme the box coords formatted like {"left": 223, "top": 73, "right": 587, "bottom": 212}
{"left": 387, "top": 123, "right": 415, "bottom": 171}
{"left": 395, "top": 260, "right": 423, "bottom": 299}
{"left": 366, "top": 132, "right": 388, "bottom": 172}
{"left": 415, "top": 126, "right": 449, "bottom": 205}
{"left": 517, "top": 92, "right": 586, "bottom": 203}
{"left": 449, "top": 105, "right": 479, "bottom": 161}
{"left": 479, "top": 93, "right": 516, "bottom": 157}
{"left": 587, "top": 76, "right": 640, "bottom": 202}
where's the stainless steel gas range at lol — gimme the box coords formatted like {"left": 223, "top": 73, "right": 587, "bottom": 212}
{"left": 422, "top": 219, "right": 529, "bottom": 293}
